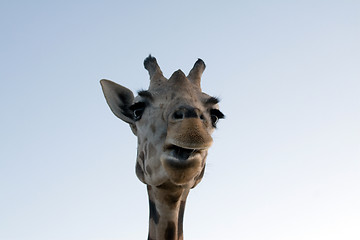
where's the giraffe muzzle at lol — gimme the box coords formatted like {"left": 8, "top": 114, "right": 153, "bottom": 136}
{"left": 165, "top": 118, "right": 213, "bottom": 150}
{"left": 159, "top": 118, "right": 211, "bottom": 184}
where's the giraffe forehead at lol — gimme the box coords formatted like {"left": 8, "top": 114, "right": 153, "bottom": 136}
{"left": 149, "top": 81, "right": 208, "bottom": 103}
{"left": 152, "top": 69, "right": 199, "bottom": 91}
{"left": 148, "top": 91, "right": 208, "bottom": 113}
{"left": 136, "top": 69, "right": 211, "bottom": 105}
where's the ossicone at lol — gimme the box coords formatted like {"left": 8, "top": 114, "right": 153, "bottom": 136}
{"left": 144, "top": 55, "right": 167, "bottom": 89}
{"left": 187, "top": 58, "right": 206, "bottom": 88}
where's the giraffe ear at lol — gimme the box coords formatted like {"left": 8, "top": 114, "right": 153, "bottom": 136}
{"left": 100, "top": 79, "right": 135, "bottom": 124}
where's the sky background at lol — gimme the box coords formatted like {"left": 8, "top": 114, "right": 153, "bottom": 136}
{"left": 0, "top": 1, "right": 359, "bottom": 240}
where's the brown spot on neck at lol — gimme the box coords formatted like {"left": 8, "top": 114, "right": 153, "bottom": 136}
{"left": 146, "top": 165, "right": 153, "bottom": 175}
{"left": 156, "top": 181, "right": 184, "bottom": 207}
{"left": 165, "top": 221, "right": 176, "bottom": 240}
{"left": 147, "top": 184, "right": 189, "bottom": 240}
{"left": 148, "top": 143, "right": 157, "bottom": 158}
{"left": 150, "top": 123, "right": 156, "bottom": 134}
{"left": 178, "top": 201, "right": 186, "bottom": 239}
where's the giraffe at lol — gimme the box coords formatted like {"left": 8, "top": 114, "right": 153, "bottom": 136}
{"left": 100, "top": 55, "right": 224, "bottom": 240}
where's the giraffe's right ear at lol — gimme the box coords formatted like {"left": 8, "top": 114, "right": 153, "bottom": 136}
{"left": 100, "top": 79, "right": 135, "bottom": 124}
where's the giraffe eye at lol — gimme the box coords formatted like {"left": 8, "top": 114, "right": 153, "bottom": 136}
{"left": 210, "top": 109, "right": 225, "bottom": 127}
{"left": 129, "top": 102, "right": 146, "bottom": 121}
{"left": 211, "top": 115, "right": 219, "bottom": 125}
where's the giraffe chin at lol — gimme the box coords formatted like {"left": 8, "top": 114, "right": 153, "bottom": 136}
{"left": 160, "top": 145, "right": 205, "bottom": 185}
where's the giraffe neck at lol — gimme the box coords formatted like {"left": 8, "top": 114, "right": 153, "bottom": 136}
{"left": 147, "top": 183, "right": 190, "bottom": 240}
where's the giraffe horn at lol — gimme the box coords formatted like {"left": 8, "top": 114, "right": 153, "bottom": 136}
{"left": 187, "top": 58, "right": 206, "bottom": 88}
{"left": 144, "top": 55, "right": 167, "bottom": 89}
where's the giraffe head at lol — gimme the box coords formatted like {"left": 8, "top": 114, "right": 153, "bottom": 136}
{"left": 101, "top": 56, "right": 224, "bottom": 189}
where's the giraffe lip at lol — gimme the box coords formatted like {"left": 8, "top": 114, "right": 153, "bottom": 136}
{"left": 165, "top": 138, "right": 211, "bottom": 151}
{"left": 165, "top": 145, "right": 201, "bottom": 161}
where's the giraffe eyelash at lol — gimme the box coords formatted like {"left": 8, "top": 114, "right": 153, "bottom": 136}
{"left": 205, "top": 97, "right": 220, "bottom": 105}
{"left": 138, "top": 90, "right": 154, "bottom": 101}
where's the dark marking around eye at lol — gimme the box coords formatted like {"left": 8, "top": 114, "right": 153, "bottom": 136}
{"left": 210, "top": 109, "right": 225, "bottom": 127}
{"left": 129, "top": 102, "right": 146, "bottom": 121}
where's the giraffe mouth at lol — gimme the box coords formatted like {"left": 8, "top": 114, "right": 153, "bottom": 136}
{"left": 164, "top": 144, "right": 202, "bottom": 162}
{"left": 167, "top": 145, "right": 201, "bottom": 161}
{"left": 161, "top": 144, "right": 207, "bottom": 185}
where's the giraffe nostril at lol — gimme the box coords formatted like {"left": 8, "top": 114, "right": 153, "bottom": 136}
{"left": 172, "top": 106, "right": 200, "bottom": 120}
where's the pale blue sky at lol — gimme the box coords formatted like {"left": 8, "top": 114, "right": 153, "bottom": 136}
{"left": 0, "top": 1, "right": 359, "bottom": 240}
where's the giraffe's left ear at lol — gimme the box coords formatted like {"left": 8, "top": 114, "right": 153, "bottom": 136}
{"left": 100, "top": 79, "right": 135, "bottom": 125}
